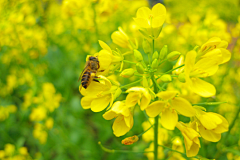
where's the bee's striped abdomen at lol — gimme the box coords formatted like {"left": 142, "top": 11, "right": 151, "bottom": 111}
{"left": 81, "top": 69, "right": 91, "bottom": 89}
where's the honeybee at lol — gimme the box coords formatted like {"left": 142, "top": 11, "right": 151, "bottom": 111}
{"left": 79, "top": 56, "right": 101, "bottom": 90}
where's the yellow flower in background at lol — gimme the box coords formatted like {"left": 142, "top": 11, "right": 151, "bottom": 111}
{"left": 145, "top": 91, "right": 196, "bottom": 130}
{"left": 194, "top": 109, "right": 229, "bottom": 142}
{"left": 0, "top": 105, "right": 17, "bottom": 121}
{"left": 145, "top": 142, "right": 165, "bottom": 160}
{"left": 103, "top": 101, "right": 133, "bottom": 137}
{"left": 133, "top": 3, "right": 166, "bottom": 29}
{"left": 80, "top": 75, "right": 119, "bottom": 112}
{"left": 29, "top": 106, "right": 47, "bottom": 121}
{"left": 19, "top": 147, "right": 28, "bottom": 155}
{"left": 169, "top": 137, "right": 185, "bottom": 160}
{"left": 111, "top": 27, "right": 130, "bottom": 48}
{"left": 125, "top": 87, "right": 151, "bottom": 110}
{"left": 142, "top": 119, "right": 168, "bottom": 144}
{"left": 33, "top": 123, "right": 48, "bottom": 144}
{"left": 176, "top": 122, "right": 201, "bottom": 157}
{"left": 4, "top": 143, "right": 15, "bottom": 156}
{"left": 45, "top": 117, "right": 54, "bottom": 129}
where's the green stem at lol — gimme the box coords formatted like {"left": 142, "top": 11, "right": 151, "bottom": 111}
{"left": 215, "top": 105, "right": 240, "bottom": 159}
{"left": 158, "top": 58, "right": 168, "bottom": 66}
{"left": 137, "top": 124, "right": 154, "bottom": 137}
{"left": 224, "top": 105, "right": 240, "bottom": 140}
{"left": 151, "top": 74, "right": 159, "bottom": 160}
{"left": 120, "top": 79, "right": 142, "bottom": 89}
{"left": 164, "top": 64, "right": 185, "bottom": 74}
{"left": 98, "top": 142, "right": 153, "bottom": 153}
{"left": 122, "top": 60, "right": 136, "bottom": 64}
{"left": 154, "top": 116, "right": 159, "bottom": 160}
{"left": 148, "top": 54, "right": 151, "bottom": 65}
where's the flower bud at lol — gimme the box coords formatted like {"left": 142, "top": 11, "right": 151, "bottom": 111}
{"left": 143, "top": 76, "right": 148, "bottom": 88}
{"left": 178, "top": 73, "right": 186, "bottom": 83}
{"left": 159, "top": 45, "right": 168, "bottom": 60}
{"left": 133, "top": 49, "right": 143, "bottom": 62}
{"left": 193, "top": 45, "right": 199, "bottom": 52}
{"left": 152, "top": 51, "right": 158, "bottom": 60}
{"left": 120, "top": 68, "right": 135, "bottom": 78}
{"left": 151, "top": 59, "right": 158, "bottom": 69}
{"left": 113, "top": 87, "right": 122, "bottom": 100}
{"left": 111, "top": 27, "right": 129, "bottom": 48}
{"left": 167, "top": 51, "right": 181, "bottom": 61}
{"left": 142, "top": 39, "right": 152, "bottom": 54}
{"left": 136, "top": 63, "right": 145, "bottom": 74}
{"left": 160, "top": 74, "right": 172, "bottom": 83}
{"left": 121, "top": 135, "right": 139, "bottom": 145}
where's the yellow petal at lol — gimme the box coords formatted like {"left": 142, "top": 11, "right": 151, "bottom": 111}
{"left": 103, "top": 110, "right": 117, "bottom": 120}
{"left": 156, "top": 91, "right": 178, "bottom": 100}
{"left": 145, "top": 101, "right": 165, "bottom": 117}
{"left": 185, "top": 50, "right": 197, "bottom": 76}
{"left": 140, "top": 92, "right": 151, "bottom": 110}
{"left": 151, "top": 3, "right": 166, "bottom": 17}
{"left": 126, "top": 92, "right": 140, "bottom": 107}
{"left": 161, "top": 108, "right": 178, "bottom": 130}
{"left": 200, "top": 37, "right": 221, "bottom": 52}
{"left": 198, "top": 124, "right": 221, "bottom": 142}
{"left": 192, "top": 58, "right": 219, "bottom": 77}
{"left": 126, "top": 87, "right": 145, "bottom": 93}
{"left": 190, "top": 78, "right": 216, "bottom": 97}
{"left": 133, "top": 17, "right": 151, "bottom": 28}
{"left": 98, "top": 40, "right": 112, "bottom": 53}
{"left": 81, "top": 96, "right": 95, "bottom": 109}
{"left": 200, "top": 49, "right": 222, "bottom": 64}
{"left": 219, "top": 48, "right": 231, "bottom": 64}
{"left": 211, "top": 113, "right": 229, "bottom": 133}
{"left": 113, "top": 115, "right": 131, "bottom": 137}
{"left": 98, "top": 50, "right": 112, "bottom": 70}
{"left": 185, "top": 139, "right": 200, "bottom": 157}
{"left": 136, "top": 7, "right": 151, "bottom": 19}
{"left": 151, "top": 15, "right": 166, "bottom": 28}
{"left": 170, "top": 97, "right": 196, "bottom": 117}
{"left": 111, "top": 101, "right": 125, "bottom": 114}
{"left": 199, "top": 112, "right": 222, "bottom": 130}
{"left": 217, "top": 40, "right": 228, "bottom": 48}
{"left": 91, "top": 95, "right": 111, "bottom": 112}
{"left": 124, "top": 114, "right": 133, "bottom": 128}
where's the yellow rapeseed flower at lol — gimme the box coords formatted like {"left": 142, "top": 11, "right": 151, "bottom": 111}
{"left": 194, "top": 109, "right": 229, "bottom": 142}
{"left": 80, "top": 75, "right": 118, "bottom": 112}
{"left": 103, "top": 101, "right": 133, "bottom": 137}
{"left": 125, "top": 87, "right": 151, "bottom": 110}
{"left": 184, "top": 50, "right": 217, "bottom": 97}
{"left": 133, "top": 3, "right": 166, "bottom": 29}
{"left": 97, "top": 40, "right": 123, "bottom": 73}
{"left": 176, "top": 122, "right": 201, "bottom": 157}
{"left": 145, "top": 91, "right": 196, "bottom": 130}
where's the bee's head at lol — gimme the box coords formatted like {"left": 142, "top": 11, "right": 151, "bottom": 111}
{"left": 89, "top": 56, "right": 98, "bottom": 62}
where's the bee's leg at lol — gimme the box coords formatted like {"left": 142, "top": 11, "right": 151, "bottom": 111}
{"left": 99, "top": 70, "right": 104, "bottom": 72}
{"left": 93, "top": 76, "right": 100, "bottom": 82}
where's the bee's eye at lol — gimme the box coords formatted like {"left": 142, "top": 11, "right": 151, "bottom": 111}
{"left": 89, "top": 57, "right": 94, "bottom": 60}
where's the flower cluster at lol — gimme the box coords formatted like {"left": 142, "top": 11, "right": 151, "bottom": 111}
{"left": 79, "top": 3, "right": 231, "bottom": 158}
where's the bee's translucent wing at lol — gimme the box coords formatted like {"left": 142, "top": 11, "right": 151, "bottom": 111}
{"left": 78, "top": 61, "right": 90, "bottom": 82}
